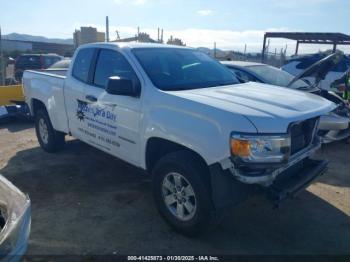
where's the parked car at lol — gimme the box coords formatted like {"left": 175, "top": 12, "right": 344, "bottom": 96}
{"left": 23, "top": 43, "right": 334, "bottom": 235}
{"left": 0, "top": 175, "right": 31, "bottom": 260}
{"left": 15, "top": 54, "right": 63, "bottom": 81}
{"left": 222, "top": 54, "right": 350, "bottom": 143}
{"left": 331, "top": 69, "right": 350, "bottom": 100}
{"left": 282, "top": 52, "right": 350, "bottom": 90}
{"left": 47, "top": 59, "right": 71, "bottom": 70}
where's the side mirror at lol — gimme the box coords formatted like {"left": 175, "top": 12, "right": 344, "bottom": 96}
{"left": 106, "top": 76, "right": 139, "bottom": 97}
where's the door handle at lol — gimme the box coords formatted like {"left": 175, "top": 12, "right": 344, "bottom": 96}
{"left": 85, "top": 95, "right": 97, "bottom": 102}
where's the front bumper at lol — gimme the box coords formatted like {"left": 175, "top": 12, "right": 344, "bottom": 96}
{"left": 209, "top": 157, "right": 328, "bottom": 209}
{"left": 229, "top": 140, "right": 321, "bottom": 186}
{"left": 268, "top": 159, "right": 328, "bottom": 206}
{"left": 319, "top": 114, "right": 350, "bottom": 143}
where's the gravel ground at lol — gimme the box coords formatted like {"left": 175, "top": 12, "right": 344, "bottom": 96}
{"left": 0, "top": 120, "right": 349, "bottom": 255}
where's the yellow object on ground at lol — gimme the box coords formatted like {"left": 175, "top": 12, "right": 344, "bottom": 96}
{"left": 0, "top": 85, "right": 25, "bottom": 106}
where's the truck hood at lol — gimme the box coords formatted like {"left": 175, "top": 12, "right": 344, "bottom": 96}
{"left": 288, "top": 51, "right": 344, "bottom": 89}
{"left": 169, "top": 82, "right": 336, "bottom": 133}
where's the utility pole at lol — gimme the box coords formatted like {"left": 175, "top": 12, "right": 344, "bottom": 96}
{"left": 0, "top": 26, "right": 5, "bottom": 86}
{"left": 106, "top": 16, "right": 110, "bottom": 42}
{"left": 214, "top": 42, "right": 217, "bottom": 59}
{"left": 137, "top": 27, "right": 140, "bottom": 42}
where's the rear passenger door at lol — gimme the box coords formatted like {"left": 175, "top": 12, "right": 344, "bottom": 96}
{"left": 82, "top": 48, "right": 142, "bottom": 166}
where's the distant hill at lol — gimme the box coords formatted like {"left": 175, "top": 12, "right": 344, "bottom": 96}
{"left": 197, "top": 47, "right": 224, "bottom": 55}
{"left": 3, "top": 33, "right": 73, "bottom": 45}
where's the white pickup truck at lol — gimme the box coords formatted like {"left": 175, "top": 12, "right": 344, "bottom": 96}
{"left": 23, "top": 43, "right": 335, "bottom": 235}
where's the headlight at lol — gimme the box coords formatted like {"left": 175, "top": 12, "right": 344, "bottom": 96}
{"left": 230, "top": 133, "right": 291, "bottom": 164}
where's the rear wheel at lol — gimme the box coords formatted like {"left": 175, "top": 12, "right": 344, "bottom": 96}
{"left": 152, "top": 151, "right": 214, "bottom": 236}
{"left": 35, "top": 109, "right": 65, "bottom": 152}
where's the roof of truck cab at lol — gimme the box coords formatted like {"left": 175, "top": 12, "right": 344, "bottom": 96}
{"left": 78, "top": 42, "right": 192, "bottom": 50}
{"left": 221, "top": 61, "right": 265, "bottom": 67}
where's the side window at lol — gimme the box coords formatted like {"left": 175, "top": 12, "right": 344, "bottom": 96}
{"left": 296, "top": 57, "right": 320, "bottom": 70}
{"left": 333, "top": 60, "right": 348, "bottom": 73}
{"left": 232, "top": 69, "right": 258, "bottom": 83}
{"left": 44, "top": 57, "right": 59, "bottom": 68}
{"left": 72, "top": 48, "right": 95, "bottom": 83}
{"left": 93, "top": 49, "right": 140, "bottom": 88}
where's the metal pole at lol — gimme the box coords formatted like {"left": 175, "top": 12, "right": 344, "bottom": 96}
{"left": 214, "top": 42, "right": 216, "bottom": 59}
{"left": 137, "top": 27, "right": 140, "bottom": 42}
{"left": 261, "top": 34, "right": 267, "bottom": 63}
{"left": 106, "top": 16, "right": 110, "bottom": 42}
{"left": 333, "top": 43, "right": 337, "bottom": 53}
{"left": 0, "top": 26, "right": 5, "bottom": 86}
{"left": 295, "top": 41, "right": 299, "bottom": 55}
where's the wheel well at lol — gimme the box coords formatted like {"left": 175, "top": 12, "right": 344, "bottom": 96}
{"left": 146, "top": 137, "right": 212, "bottom": 193}
{"left": 146, "top": 137, "right": 207, "bottom": 170}
{"left": 31, "top": 99, "right": 46, "bottom": 116}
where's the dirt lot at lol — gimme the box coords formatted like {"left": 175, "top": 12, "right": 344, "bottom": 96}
{"left": 0, "top": 120, "right": 349, "bottom": 255}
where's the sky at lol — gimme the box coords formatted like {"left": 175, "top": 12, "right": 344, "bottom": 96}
{"left": 1, "top": 0, "right": 349, "bottom": 54}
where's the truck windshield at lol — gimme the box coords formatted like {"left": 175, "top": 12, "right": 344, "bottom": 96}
{"left": 132, "top": 48, "right": 239, "bottom": 91}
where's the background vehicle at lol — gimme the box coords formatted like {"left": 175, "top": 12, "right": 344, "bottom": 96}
{"left": 15, "top": 54, "right": 63, "bottom": 81}
{"left": 47, "top": 59, "right": 71, "bottom": 70}
{"left": 0, "top": 175, "right": 31, "bottom": 260}
{"left": 222, "top": 56, "right": 350, "bottom": 143}
{"left": 282, "top": 52, "right": 350, "bottom": 90}
{"left": 23, "top": 43, "right": 334, "bottom": 235}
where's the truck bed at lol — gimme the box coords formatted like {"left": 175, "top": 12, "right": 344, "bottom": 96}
{"left": 23, "top": 69, "right": 69, "bottom": 133}
{"left": 29, "top": 69, "right": 68, "bottom": 78}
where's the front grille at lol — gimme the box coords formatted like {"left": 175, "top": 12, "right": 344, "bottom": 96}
{"left": 290, "top": 117, "right": 318, "bottom": 155}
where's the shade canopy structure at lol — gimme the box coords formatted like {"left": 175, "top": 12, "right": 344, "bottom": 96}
{"left": 261, "top": 32, "right": 350, "bottom": 62}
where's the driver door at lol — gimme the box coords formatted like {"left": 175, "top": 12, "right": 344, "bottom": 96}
{"left": 83, "top": 48, "right": 142, "bottom": 166}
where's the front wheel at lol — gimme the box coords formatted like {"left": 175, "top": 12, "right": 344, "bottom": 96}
{"left": 35, "top": 109, "right": 65, "bottom": 152}
{"left": 152, "top": 151, "right": 214, "bottom": 236}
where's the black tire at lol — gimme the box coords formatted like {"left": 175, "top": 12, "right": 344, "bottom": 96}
{"left": 152, "top": 150, "right": 215, "bottom": 236}
{"left": 35, "top": 109, "right": 65, "bottom": 152}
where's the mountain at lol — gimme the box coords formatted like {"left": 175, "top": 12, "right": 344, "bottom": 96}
{"left": 3, "top": 33, "right": 73, "bottom": 45}
{"left": 197, "top": 47, "right": 227, "bottom": 57}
